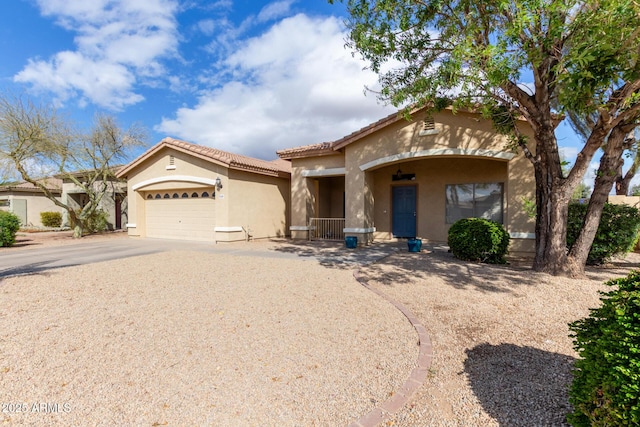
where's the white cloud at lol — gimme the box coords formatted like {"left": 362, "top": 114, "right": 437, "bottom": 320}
{"left": 157, "top": 14, "right": 394, "bottom": 159}
{"left": 559, "top": 146, "right": 579, "bottom": 163}
{"left": 197, "top": 19, "right": 217, "bottom": 36}
{"left": 13, "top": 0, "right": 179, "bottom": 110}
{"left": 257, "top": 0, "right": 296, "bottom": 23}
{"left": 583, "top": 159, "right": 601, "bottom": 188}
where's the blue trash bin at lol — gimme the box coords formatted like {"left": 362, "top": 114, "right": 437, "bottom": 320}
{"left": 345, "top": 236, "right": 357, "bottom": 248}
{"left": 408, "top": 238, "right": 422, "bottom": 252}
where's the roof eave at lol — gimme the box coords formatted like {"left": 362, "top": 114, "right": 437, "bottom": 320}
{"left": 277, "top": 148, "right": 337, "bottom": 160}
{"left": 331, "top": 110, "right": 405, "bottom": 151}
{"left": 0, "top": 186, "right": 61, "bottom": 195}
{"left": 116, "top": 139, "right": 232, "bottom": 179}
{"left": 228, "top": 163, "right": 291, "bottom": 178}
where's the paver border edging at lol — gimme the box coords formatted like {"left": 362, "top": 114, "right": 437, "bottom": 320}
{"left": 349, "top": 265, "right": 434, "bottom": 427}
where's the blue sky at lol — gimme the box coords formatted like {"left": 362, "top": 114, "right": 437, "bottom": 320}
{"left": 0, "top": 0, "right": 608, "bottom": 186}
{"left": 1, "top": 0, "right": 397, "bottom": 162}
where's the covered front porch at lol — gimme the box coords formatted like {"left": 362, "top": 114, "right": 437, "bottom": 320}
{"left": 294, "top": 174, "right": 346, "bottom": 241}
{"left": 280, "top": 107, "right": 537, "bottom": 254}
{"left": 291, "top": 152, "right": 530, "bottom": 250}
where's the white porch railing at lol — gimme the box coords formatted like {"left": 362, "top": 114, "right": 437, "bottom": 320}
{"left": 309, "top": 218, "right": 345, "bottom": 241}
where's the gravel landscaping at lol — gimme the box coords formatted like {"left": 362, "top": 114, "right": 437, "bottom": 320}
{"left": 357, "top": 246, "right": 640, "bottom": 426}
{"left": 0, "top": 248, "right": 415, "bottom": 426}
{"left": 1, "top": 234, "right": 639, "bottom": 426}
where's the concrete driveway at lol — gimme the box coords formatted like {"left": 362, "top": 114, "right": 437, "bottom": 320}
{"left": 0, "top": 232, "right": 403, "bottom": 278}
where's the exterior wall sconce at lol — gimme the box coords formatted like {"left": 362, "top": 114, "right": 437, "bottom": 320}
{"left": 215, "top": 176, "right": 223, "bottom": 190}
{"left": 392, "top": 169, "right": 416, "bottom": 181}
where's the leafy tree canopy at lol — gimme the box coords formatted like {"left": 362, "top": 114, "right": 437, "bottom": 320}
{"left": 336, "top": 0, "right": 640, "bottom": 123}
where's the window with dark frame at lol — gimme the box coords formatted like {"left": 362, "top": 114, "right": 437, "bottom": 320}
{"left": 445, "top": 183, "right": 504, "bottom": 224}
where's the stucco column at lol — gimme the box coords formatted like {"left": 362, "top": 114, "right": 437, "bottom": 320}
{"left": 289, "top": 167, "right": 316, "bottom": 240}
{"left": 128, "top": 190, "right": 143, "bottom": 237}
{"left": 506, "top": 155, "right": 536, "bottom": 255}
{"left": 344, "top": 164, "right": 375, "bottom": 245}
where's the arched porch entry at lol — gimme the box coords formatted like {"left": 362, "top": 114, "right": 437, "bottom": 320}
{"left": 361, "top": 149, "right": 515, "bottom": 243}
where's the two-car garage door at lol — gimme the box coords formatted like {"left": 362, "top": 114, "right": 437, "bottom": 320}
{"left": 145, "top": 194, "right": 216, "bottom": 241}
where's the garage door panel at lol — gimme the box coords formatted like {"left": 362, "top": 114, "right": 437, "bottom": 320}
{"left": 145, "top": 198, "right": 216, "bottom": 241}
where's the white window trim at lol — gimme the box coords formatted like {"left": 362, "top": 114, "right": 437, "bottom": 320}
{"left": 132, "top": 175, "right": 218, "bottom": 191}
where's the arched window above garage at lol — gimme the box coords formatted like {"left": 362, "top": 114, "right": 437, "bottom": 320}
{"left": 154, "top": 194, "right": 161, "bottom": 199}
{"left": 202, "top": 192, "right": 209, "bottom": 198}
{"left": 191, "top": 192, "right": 199, "bottom": 198}
{"left": 172, "top": 193, "right": 179, "bottom": 198}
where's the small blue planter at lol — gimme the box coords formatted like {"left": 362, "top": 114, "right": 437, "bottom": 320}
{"left": 408, "top": 238, "right": 422, "bottom": 252}
{"left": 345, "top": 236, "right": 358, "bottom": 249}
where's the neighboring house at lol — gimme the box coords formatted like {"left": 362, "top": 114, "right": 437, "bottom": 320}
{"left": 0, "top": 172, "right": 127, "bottom": 230}
{"left": 116, "top": 137, "right": 291, "bottom": 243}
{"left": 0, "top": 178, "right": 65, "bottom": 227}
{"left": 61, "top": 169, "right": 127, "bottom": 230}
{"left": 277, "top": 107, "right": 537, "bottom": 255}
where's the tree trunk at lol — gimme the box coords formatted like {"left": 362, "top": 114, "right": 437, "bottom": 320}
{"left": 532, "top": 164, "right": 572, "bottom": 275}
{"left": 67, "top": 209, "right": 83, "bottom": 238}
{"left": 567, "top": 126, "right": 630, "bottom": 273}
{"left": 615, "top": 159, "right": 638, "bottom": 196}
{"left": 530, "top": 121, "right": 577, "bottom": 276}
{"left": 615, "top": 164, "right": 629, "bottom": 195}
{"left": 73, "top": 224, "right": 83, "bottom": 239}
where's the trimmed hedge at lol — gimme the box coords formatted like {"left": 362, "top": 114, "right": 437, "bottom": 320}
{"left": 568, "top": 270, "right": 640, "bottom": 426}
{"left": 567, "top": 202, "right": 640, "bottom": 265}
{"left": 40, "top": 211, "right": 62, "bottom": 228}
{"left": 0, "top": 210, "right": 21, "bottom": 247}
{"left": 447, "top": 218, "right": 510, "bottom": 264}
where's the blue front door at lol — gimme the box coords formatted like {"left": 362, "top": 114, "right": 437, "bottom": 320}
{"left": 392, "top": 185, "right": 417, "bottom": 238}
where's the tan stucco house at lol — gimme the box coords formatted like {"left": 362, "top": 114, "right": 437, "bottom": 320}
{"left": 1, "top": 173, "right": 127, "bottom": 230}
{"left": 116, "top": 137, "right": 291, "bottom": 242}
{"left": 277, "top": 107, "right": 536, "bottom": 255}
{"left": 61, "top": 169, "right": 127, "bottom": 230}
{"left": 0, "top": 178, "right": 65, "bottom": 227}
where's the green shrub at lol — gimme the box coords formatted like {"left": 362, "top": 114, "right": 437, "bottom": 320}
{"left": 567, "top": 202, "right": 640, "bottom": 265}
{"left": 0, "top": 210, "right": 21, "bottom": 247}
{"left": 568, "top": 270, "right": 640, "bottom": 426}
{"left": 82, "top": 208, "right": 109, "bottom": 233}
{"left": 447, "top": 218, "right": 510, "bottom": 264}
{"left": 40, "top": 211, "right": 62, "bottom": 228}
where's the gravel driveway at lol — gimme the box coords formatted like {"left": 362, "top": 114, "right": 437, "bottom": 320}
{"left": 2, "top": 232, "right": 639, "bottom": 426}
{"left": 0, "top": 247, "right": 416, "bottom": 426}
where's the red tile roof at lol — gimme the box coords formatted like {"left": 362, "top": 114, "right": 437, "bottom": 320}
{"left": 277, "top": 110, "right": 406, "bottom": 159}
{"left": 117, "top": 137, "right": 291, "bottom": 178}
{"left": 276, "top": 105, "right": 530, "bottom": 160}
{"left": 0, "top": 178, "right": 62, "bottom": 194}
{"left": 276, "top": 142, "right": 336, "bottom": 160}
